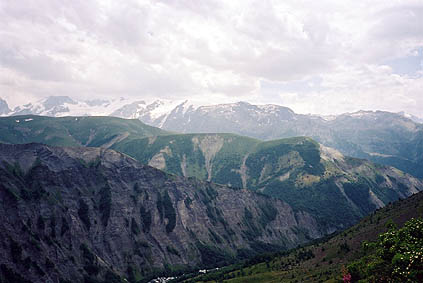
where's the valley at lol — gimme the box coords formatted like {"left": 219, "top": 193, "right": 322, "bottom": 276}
{"left": 184, "top": 189, "right": 423, "bottom": 282}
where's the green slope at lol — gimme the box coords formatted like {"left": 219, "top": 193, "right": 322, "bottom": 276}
{"left": 116, "top": 134, "right": 422, "bottom": 230}
{"left": 178, "top": 191, "right": 423, "bottom": 282}
{"left": 114, "top": 133, "right": 260, "bottom": 187}
{"left": 0, "top": 115, "right": 168, "bottom": 147}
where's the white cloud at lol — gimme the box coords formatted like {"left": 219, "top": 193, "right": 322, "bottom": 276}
{"left": 0, "top": 0, "right": 422, "bottom": 116}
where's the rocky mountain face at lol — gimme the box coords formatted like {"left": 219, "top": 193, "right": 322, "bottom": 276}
{"left": 113, "top": 134, "right": 423, "bottom": 230}
{"left": 187, "top": 188, "right": 423, "bottom": 282}
{"left": 0, "top": 143, "right": 322, "bottom": 283}
{"left": 3, "top": 96, "right": 423, "bottom": 178}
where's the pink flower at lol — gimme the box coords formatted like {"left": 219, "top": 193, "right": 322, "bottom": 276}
{"left": 343, "top": 273, "right": 352, "bottom": 283}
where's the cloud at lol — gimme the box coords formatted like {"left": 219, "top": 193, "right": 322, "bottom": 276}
{"left": 0, "top": 0, "right": 422, "bottom": 116}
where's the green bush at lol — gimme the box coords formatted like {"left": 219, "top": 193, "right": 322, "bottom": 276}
{"left": 348, "top": 218, "right": 423, "bottom": 282}
{"left": 163, "top": 191, "right": 176, "bottom": 233}
{"left": 99, "top": 185, "right": 111, "bottom": 227}
{"left": 166, "top": 245, "right": 180, "bottom": 257}
{"left": 140, "top": 205, "right": 152, "bottom": 233}
{"left": 131, "top": 218, "right": 140, "bottom": 235}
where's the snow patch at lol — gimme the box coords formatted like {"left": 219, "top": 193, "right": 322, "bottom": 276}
{"left": 320, "top": 144, "right": 344, "bottom": 162}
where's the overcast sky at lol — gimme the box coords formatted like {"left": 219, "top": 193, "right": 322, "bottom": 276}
{"left": 0, "top": 0, "right": 422, "bottom": 116}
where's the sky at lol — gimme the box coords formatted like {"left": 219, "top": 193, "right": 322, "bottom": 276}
{"left": 0, "top": 0, "right": 422, "bottom": 116}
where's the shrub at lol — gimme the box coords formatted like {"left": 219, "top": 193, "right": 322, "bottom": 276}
{"left": 163, "top": 191, "right": 176, "bottom": 233}
{"left": 348, "top": 218, "right": 423, "bottom": 282}
{"left": 131, "top": 218, "right": 140, "bottom": 235}
{"left": 140, "top": 205, "right": 152, "bottom": 233}
{"left": 99, "top": 185, "right": 111, "bottom": 227}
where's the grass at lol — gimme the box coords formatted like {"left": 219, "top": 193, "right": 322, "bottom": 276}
{"left": 0, "top": 115, "right": 167, "bottom": 147}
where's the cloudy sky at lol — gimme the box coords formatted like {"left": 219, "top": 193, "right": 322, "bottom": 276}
{"left": 0, "top": 0, "right": 422, "bottom": 116}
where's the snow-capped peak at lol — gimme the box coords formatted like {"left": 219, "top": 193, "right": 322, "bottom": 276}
{"left": 398, "top": 111, "right": 423, "bottom": 123}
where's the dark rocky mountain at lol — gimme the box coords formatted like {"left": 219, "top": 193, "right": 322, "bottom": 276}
{"left": 0, "top": 143, "right": 322, "bottom": 283}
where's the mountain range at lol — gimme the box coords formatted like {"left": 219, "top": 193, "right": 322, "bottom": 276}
{"left": 1, "top": 115, "right": 421, "bottom": 232}
{"left": 0, "top": 100, "right": 422, "bottom": 282}
{"left": 1, "top": 96, "right": 423, "bottom": 179}
{"left": 0, "top": 143, "right": 322, "bottom": 283}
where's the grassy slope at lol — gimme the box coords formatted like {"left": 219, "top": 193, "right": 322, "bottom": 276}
{"left": 119, "top": 134, "right": 419, "bottom": 230}
{"left": 0, "top": 115, "right": 167, "bottom": 147}
{"left": 182, "top": 191, "right": 423, "bottom": 282}
{"left": 113, "top": 133, "right": 260, "bottom": 186}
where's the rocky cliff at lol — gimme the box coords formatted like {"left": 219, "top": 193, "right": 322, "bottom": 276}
{"left": 0, "top": 143, "right": 321, "bottom": 283}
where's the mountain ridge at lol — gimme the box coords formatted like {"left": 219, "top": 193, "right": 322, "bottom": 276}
{"left": 0, "top": 115, "right": 420, "bottom": 233}
{"left": 0, "top": 142, "right": 323, "bottom": 283}
{"left": 2, "top": 96, "right": 422, "bottom": 178}
{"left": 113, "top": 133, "right": 422, "bottom": 230}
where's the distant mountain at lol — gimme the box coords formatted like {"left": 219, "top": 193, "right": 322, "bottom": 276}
{"left": 0, "top": 115, "right": 167, "bottom": 147}
{"left": 127, "top": 102, "right": 423, "bottom": 179}
{"left": 0, "top": 143, "right": 322, "bottom": 282}
{"left": 113, "top": 133, "right": 422, "bottom": 230}
{"left": 398, "top": 111, "right": 423, "bottom": 124}
{"left": 110, "top": 100, "right": 189, "bottom": 128}
{"left": 5, "top": 96, "right": 138, "bottom": 117}
{"left": 2, "top": 96, "right": 423, "bottom": 178}
{"left": 0, "top": 98, "right": 10, "bottom": 115}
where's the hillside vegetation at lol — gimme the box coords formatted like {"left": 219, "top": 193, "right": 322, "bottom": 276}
{"left": 178, "top": 191, "right": 423, "bottom": 282}
{"left": 0, "top": 115, "right": 167, "bottom": 147}
{"left": 115, "top": 134, "right": 422, "bottom": 231}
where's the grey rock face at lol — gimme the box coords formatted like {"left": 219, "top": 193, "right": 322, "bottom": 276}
{"left": 0, "top": 98, "right": 11, "bottom": 115}
{"left": 0, "top": 143, "right": 322, "bottom": 283}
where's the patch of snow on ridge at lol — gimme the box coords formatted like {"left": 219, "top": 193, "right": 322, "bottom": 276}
{"left": 319, "top": 115, "right": 337, "bottom": 121}
{"left": 60, "top": 97, "right": 137, "bottom": 117}
{"left": 320, "top": 144, "right": 344, "bottom": 162}
{"left": 179, "top": 100, "right": 199, "bottom": 115}
{"left": 148, "top": 100, "right": 185, "bottom": 120}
